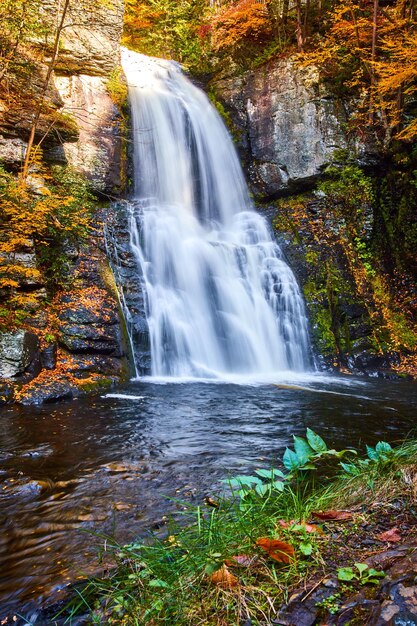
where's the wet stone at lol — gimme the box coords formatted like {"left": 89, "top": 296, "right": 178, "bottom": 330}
{"left": 371, "top": 582, "right": 417, "bottom": 625}
{"left": 0, "top": 381, "right": 14, "bottom": 405}
{"left": 40, "top": 343, "right": 57, "bottom": 370}
{"left": 274, "top": 579, "right": 339, "bottom": 626}
{"left": 18, "top": 379, "right": 80, "bottom": 406}
{"left": 0, "top": 330, "right": 40, "bottom": 379}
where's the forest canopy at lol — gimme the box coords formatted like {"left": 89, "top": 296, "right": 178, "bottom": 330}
{"left": 123, "top": 0, "right": 417, "bottom": 144}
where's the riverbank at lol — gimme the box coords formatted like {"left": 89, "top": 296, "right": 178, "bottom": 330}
{"left": 59, "top": 432, "right": 417, "bottom": 625}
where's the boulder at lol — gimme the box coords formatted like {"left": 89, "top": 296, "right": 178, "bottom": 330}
{"left": 18, "top": 379, "right": 80, "bottom": 406}
{"left": 40, "top": 343, "right": 57, "bottom": 370}
{"left": 0, "top": 330, "right": 40, "bottom": 379}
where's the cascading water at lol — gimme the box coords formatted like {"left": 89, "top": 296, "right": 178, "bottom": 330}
{"left": 120, "top": 49, "right": 311, "bottom": 380}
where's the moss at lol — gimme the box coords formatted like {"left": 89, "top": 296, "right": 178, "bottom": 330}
{"left": 76, "top": 376, "right": 114, "bottom": 393}
{"left": 100, "top": 260, "right": 135, "bottom": 381}
{"left": 207, "top": 88, "right": 241, "bottom": 141}
{"left": 106, "top": 66, "right": 128, "bottom": 110}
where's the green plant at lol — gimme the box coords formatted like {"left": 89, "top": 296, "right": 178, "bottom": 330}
{"left": 61, "top": 436, "right": 417, "bottom": 626}
{"left": 315, "top": 591, "right": 342, "bottom": 615}
{"left": 341, "top": 441, "right": 396, "bottom": 476}
{"left": 225, "top": 429, "right": 355, "bottom": 499}
{"left": 337, "top": 563, "right": 385, "bottom": 585}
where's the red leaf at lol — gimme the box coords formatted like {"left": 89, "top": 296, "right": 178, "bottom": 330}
{"left": 377, "top": 527, "right": 402, "bottom": 543}
{"left": 256, "top": 538, "right": 295, "bottom": 563}
{"left": 225, "top": 554, "right": 254, "bottom": 567}
{"left": 312, "top": 510, "right": 353, "bottom": 521}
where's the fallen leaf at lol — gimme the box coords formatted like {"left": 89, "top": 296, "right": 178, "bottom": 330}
{"left": 277, "top": 519, "right": 322, "bottom": 533}
{"left": 204, "top": 496, "right": 219, "bottom": 508}
{"left": 210, "top": 564, "right": 238, "bottom": 588}
{"left": 225, "top": 554, "right": 255, "bottom": 567}
{"left": 303, "top": 522, "right": 323, "bottom": 533}
{"left": 312, "top": 510, "right": 353, "bottom": 521}
{"left": 377, "top": 527, "right": 402, "bottom": 543}
{"left": 256, "top": 538, "right": 295, "bottom": 563}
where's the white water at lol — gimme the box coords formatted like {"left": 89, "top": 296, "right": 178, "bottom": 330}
{"left": 121, "top": 49, "right": 311, "bottom": 380}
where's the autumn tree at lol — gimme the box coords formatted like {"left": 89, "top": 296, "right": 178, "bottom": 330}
{"left": 123, "top": 0, "right": 210, "bottom": 71}
{"left": 212, "top": 0, "right": 271, "bottom": 52}
{"left": 0, "top": 0, "right": 44, "bottom": 84}
{"left": 0, "top": 160, "right": 93, "bottom": 316}
{"left": 300, "top": 0, "right": 417, "bottom": 145}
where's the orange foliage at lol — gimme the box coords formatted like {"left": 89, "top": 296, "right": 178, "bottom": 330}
{"left": 123, "top": 0, "right": 162, "bottom": 46}
{"left": 212, "top": 0, "right": 271, "bottom": 51}
{"left": 255, "top": 537, "right": 295, "bottom": 563}
{"left": 301, "top": 0, "right": 417, "bottom": 142}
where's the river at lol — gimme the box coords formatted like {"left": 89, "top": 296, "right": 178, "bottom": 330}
{"left": 1, "top": 374, "right": 416, "bottom": 620}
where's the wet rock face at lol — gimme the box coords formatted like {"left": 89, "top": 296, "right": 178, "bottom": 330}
{"left": 8, "top": 226, "right": 131, "bottom": 406}
{"left": 48, "top": 75, "right": 123, "bottom": 194}
{"left": 212, "top": 59, "right": 349, "bottom": 198}
{"left": 58, "top": 290, "right": 123, "bottom": 357}
{"left": 104, "top": 202, "right": 151, "bottom": 375}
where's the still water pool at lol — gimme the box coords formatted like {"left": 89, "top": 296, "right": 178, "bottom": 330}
{"left": 1, "top": 374, "right": 416, "bottom": 618}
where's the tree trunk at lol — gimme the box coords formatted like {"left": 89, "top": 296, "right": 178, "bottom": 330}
{"left": 20, "top": 0, "right": 71, "bottom": 183}
{"left": 295, "top": 0, "right": 304, "bottom": 51}
{"left": 368, "top": 0, "right": 379, "bottom": 124}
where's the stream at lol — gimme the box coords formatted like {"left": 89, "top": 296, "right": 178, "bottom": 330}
{"left": 1, "top": 374, "right": 416, "bottom": 619}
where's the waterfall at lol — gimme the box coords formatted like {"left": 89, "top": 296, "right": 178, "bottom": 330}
{"left": 120, "top": 49, "right": 311, "bottom": 380}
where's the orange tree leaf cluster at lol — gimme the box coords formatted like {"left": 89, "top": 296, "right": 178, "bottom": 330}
{"left": 212, "top": 0, "right": 271, "bottom": 51}
{"left": 301, "top": 0, "right": 417, "bottom": 143}
{"left": 0, "top": 160, "right": 93, "bottom": 313}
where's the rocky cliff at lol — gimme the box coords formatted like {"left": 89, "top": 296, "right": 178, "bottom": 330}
{"left": 212, "top": 58, "right": 416, "bottom": 377}
{"left": 212, "top": 58, "right": 352, "bottom": 199}
{"left": 0, "top": 0, "right": 131, "bottom": 405}
{"left": 0, "top": 0, "right": 125, "bottom": 194}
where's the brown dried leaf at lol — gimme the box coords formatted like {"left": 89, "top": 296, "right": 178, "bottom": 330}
{"left": 377, "top": 527, "right": 402, "bottom": 543}
{"left": 312, "top": 510, "right": 353, "bottom": 521}
{"left": 204, "top": 496, "right": 219, "bottom": 508}
{"left": 210, "top": 564, "right": 238, "bottom": 588}
{"left": 256, "top": 537, "right": 295, "bottom": 563}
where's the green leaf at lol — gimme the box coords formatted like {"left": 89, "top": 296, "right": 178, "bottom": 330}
{"left": 306, "top": 428, "right": 327, "bottom": 453}
{"left": 375, "top": 441, "right": 392, "bottom": 455}
{"left": 273, "top": 480, "right": 285, "bottom": 491}
{"left": 255, "top": 483, "right": 270, "bottom": 497}
{"left": 283, "top": 448, "right": 301, "bottom": 470}
{"left": 299, "top": 541, "right": 313, "bottom": 555}
{"left": 340, "top": 462, "right": 358, "bottom": 475}
{"left": 148, "top": 579, "right": 170, "bottom": 588}
{"left": 205, "top": 562, "right": 221, "bottom": 575}
{"left": 255, "top": 468, "right": 285, "bottom": 480}
{"left": 367, "top": 568, "right": 385, "bottom": 578}
{"left": 366, "top": 445, "right": 379, "bottom": 461}
{"left": 293, "top": 436, "right": 314, "bottom": 464}
{"left": 355, "top": 563, "right": 368, "bottom": 576}
{"left": 337, "top": 567, "right": 355, "bottom": 581}
{"left": 227, "top": 475, "right": 262, "bottom": 488}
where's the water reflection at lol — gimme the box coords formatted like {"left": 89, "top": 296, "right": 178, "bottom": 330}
{"left": 0, "top": 375, "right": 416, "bottom": 619}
